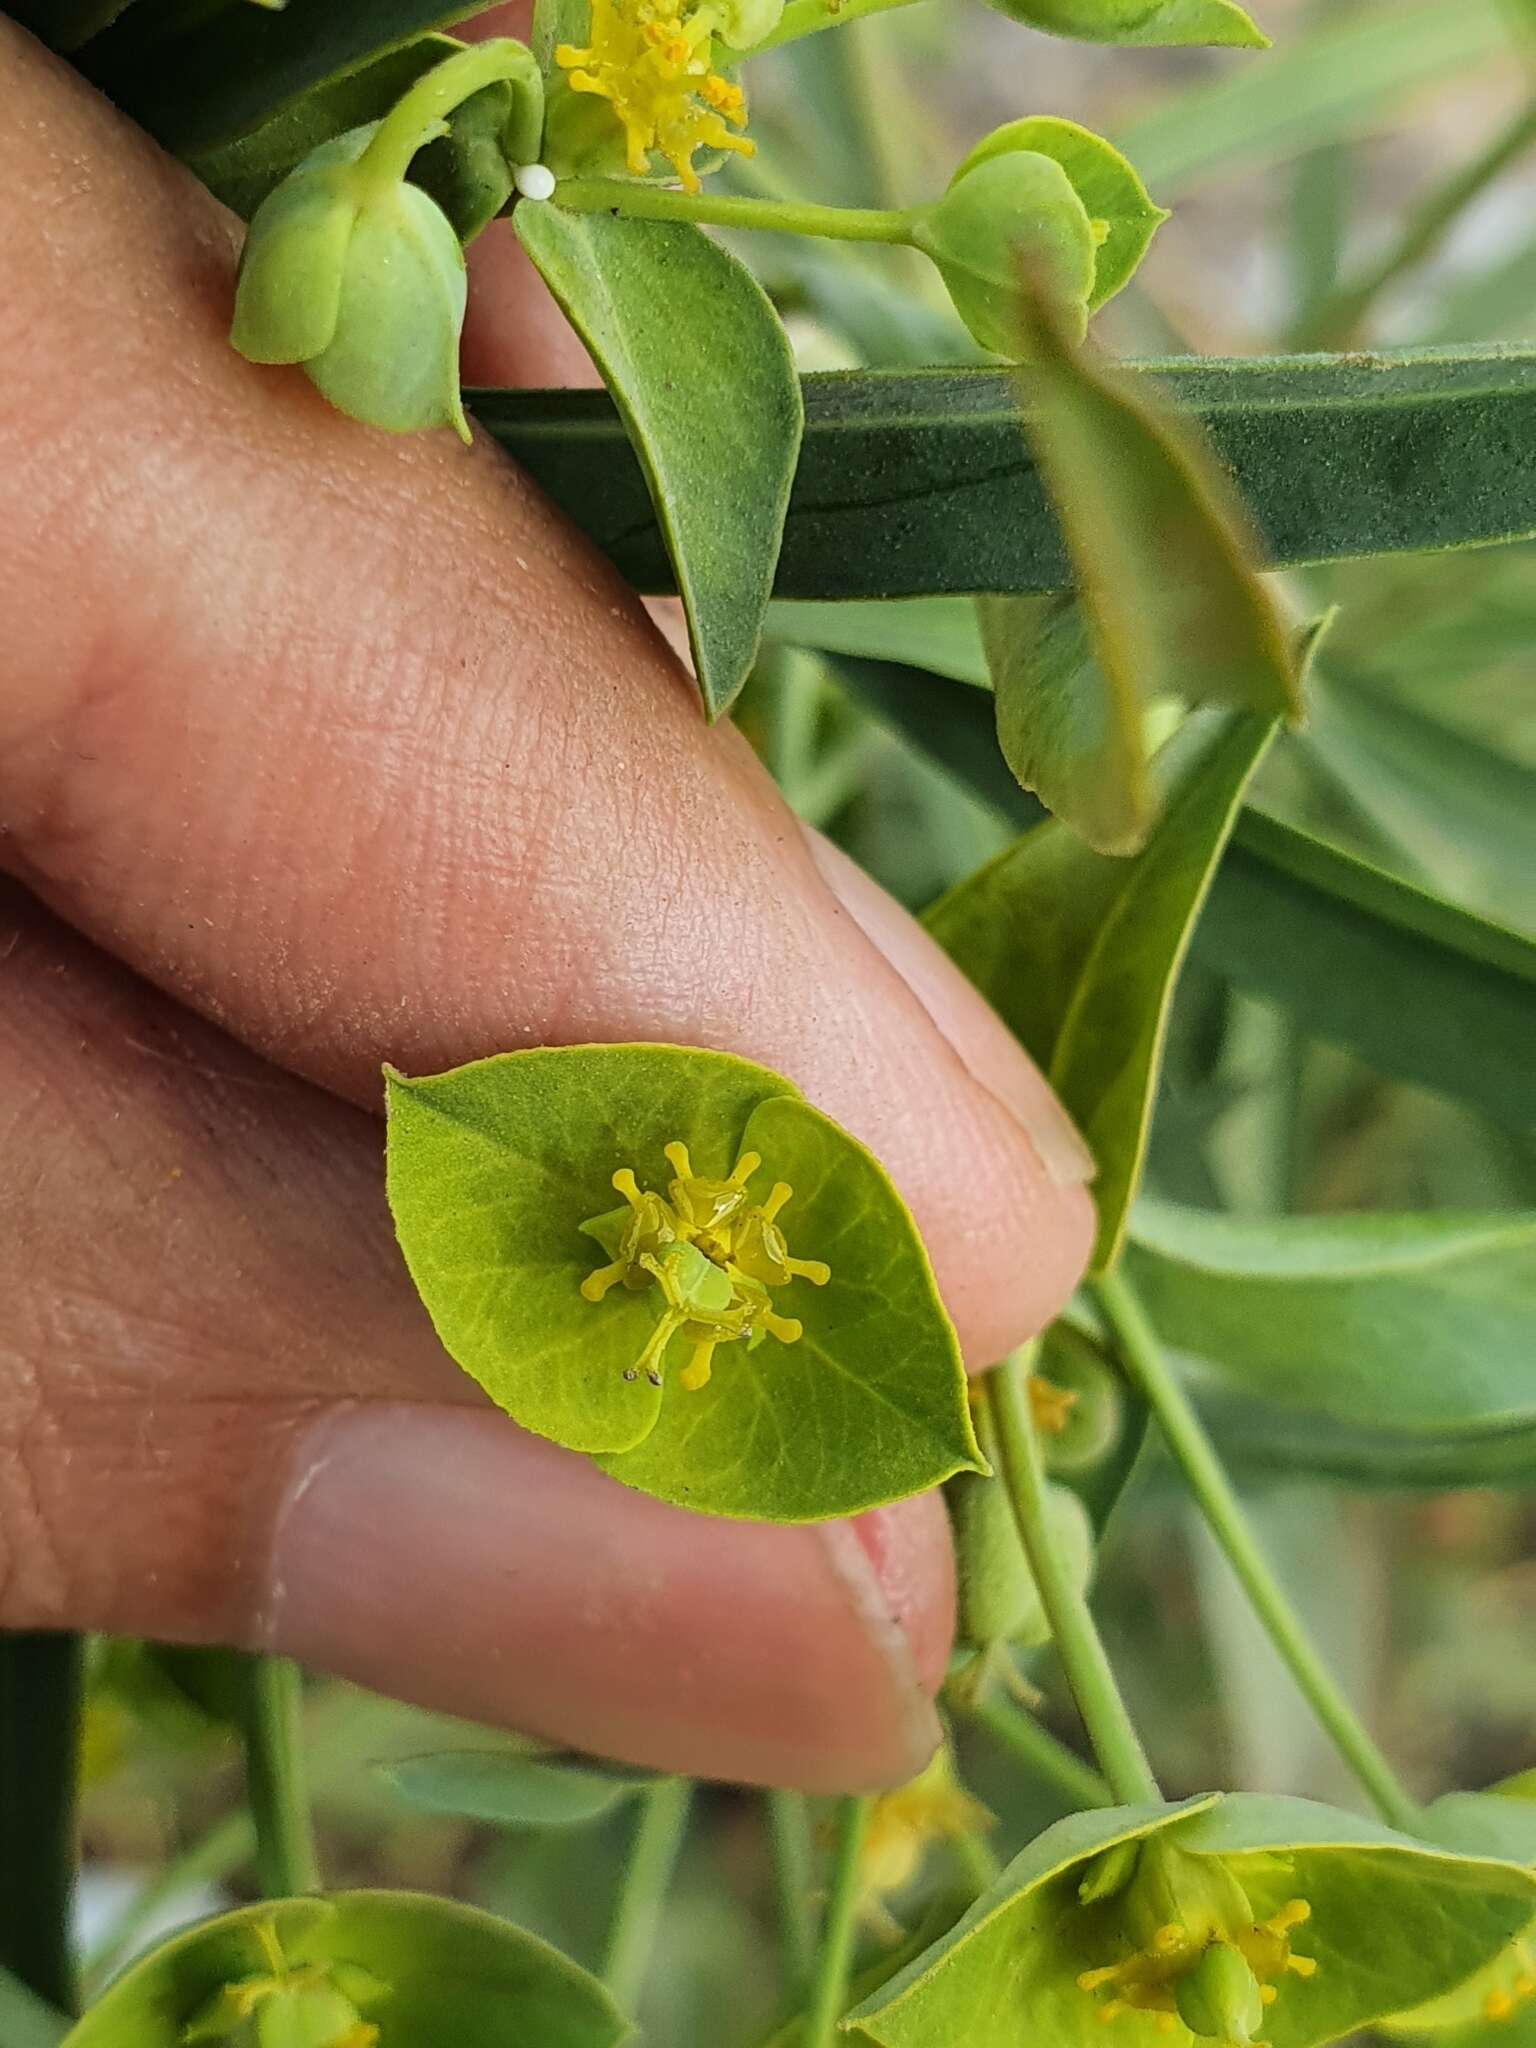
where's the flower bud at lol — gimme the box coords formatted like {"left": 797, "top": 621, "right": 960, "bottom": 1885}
{"left": 232, "top": 130, "right": 470, "bottom": 441}
{"left": 909, "top": 150, "right": 1098, "bottom": 357}
{"left": 1174, "top": 1940, "right": 1268, "bottom": 2044}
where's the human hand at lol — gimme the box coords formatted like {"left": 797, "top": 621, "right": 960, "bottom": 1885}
{"left": 0, "top": 23, "right": 1092, "bottom": 1792}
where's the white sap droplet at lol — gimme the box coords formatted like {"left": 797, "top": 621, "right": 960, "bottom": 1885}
{"left": 513, "top": 163, "right": 557, "bottom": 202}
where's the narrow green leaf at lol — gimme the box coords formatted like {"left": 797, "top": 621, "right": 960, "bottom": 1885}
{"left": 0, "top": 1634, "right": 81, "bottom": 2017}
{"left": 4, "top": 0, "right": 133, "bottom": 52}
{"left": 515, "top": 205, "right": 801, "bottom": 721}
{"left": 767, "top": 600, "right": 990, "bottom": 687}
{"left": 852, "top": 1794, "right": 1536, "bottom": 2048}
{"left": 1119, "top": 0, "right": 1513, "bottom": 195}
{"left": 187, "top": 38, "right": 460, "bottom": 219}
{"left": 472, "top": 348, "right": 1536, "bottom": 600}
{"left": 80, "top": 0, "right": 482, "bottom": 156}
{"left": 385, "top": 1046, "right": 978, "bottom": 1522}
{"left": 0, "top": 1964, "right": 67, "bottom": 2048}
{"left": 977, "top": 0, "right": 1266, "bottom": 50}
{"left": 1128, "top": 1200, "right": 1536, "bottom": 1435}
{"left": 926, "top": 712, "right": 1275, "bottom": 1269}
{"left": 1203, "top": 1393, "right": 1536, "bottom": 1492}
{"left": 60, "top": 1893, "right": 629, "bottom": 2048}
{"left": 385, "top": 1752, "right": 658, "bottom": 1827}
{"left": 820, "top": 660, "right": 1536, "bottom": 1129}
{"left": 1199, "top": 808, "right": 1536, "bottom": 1129}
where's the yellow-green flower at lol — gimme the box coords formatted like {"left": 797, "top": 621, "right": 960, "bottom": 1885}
{"left": 555, "top": 0, "right": 754, "bottom": 191}
{"left": 857, "top": 1751, "right": 994, "bottom": 1939}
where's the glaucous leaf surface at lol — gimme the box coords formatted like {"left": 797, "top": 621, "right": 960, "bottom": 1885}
{"left": 385, "top": 1047, "right": 978, "bottom": 1521}
{"left": 926, "top": 712, "right": 1275, "bottom": 1268}
{"left": 850, "top": 1795, "right": 1536, "bottom": 2048}
{"left": 1128, "top": 1201, "right": 1536, "bottom": 1435}
{"left": 62, "top": 1893, "right": 628, "bottom": 2048}
{"left": 515, "top": 204, "right": 802, "bottom": 721}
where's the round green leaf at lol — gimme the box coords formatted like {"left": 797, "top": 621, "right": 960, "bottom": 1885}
{"left": 952, "top": 119, "right": 1168, "bottom": 312}
{"left": 62, "top": 1893, "right": 628, "bottom": 2048}
{"left": 385, "top": 1046, "right": 979, "bottom": 1520}
{"left": 973, "top": 0, "right": 1267, "bottom": 46}
{"left": 851, "top": 1794, "right": 1536, "bottom": 2048}
{"left": 385, "top": 1750, "right": 659, "bottom": 1827}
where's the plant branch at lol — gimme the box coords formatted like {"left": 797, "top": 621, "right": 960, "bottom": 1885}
{"left": 241, "top": 1655, "right": 319, "bottom": 1897}
{"left": 988, "top": 1356, "right": 1161, "bottom": 1807}
{"left": 603, "top": 1777, "right": 693, "bottom": 2014}
{"left": 552, "top": 176, "right": 912, "bottom": 243}
{"left": 1093, "top": 1270, "right": 1419, "bottom": 1830}
{"left": 766, "top": 1789, "right": 817, "bottom": 1998}
{"left": 803, "top": 1795, "right": 871, "bottom": 2048}
{"left": 1290, "top": 97, "right": 1536, "bottom": 348}
{"left": 360, "top": 37, "right": 544, "bottom": 189}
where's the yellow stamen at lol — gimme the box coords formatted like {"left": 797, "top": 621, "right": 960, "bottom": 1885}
{"left": 1487, "top": 1991, "right": 1516, "bottom": 2022}
{"left": 555, "top": 0, "right": 754, "bottom": 193}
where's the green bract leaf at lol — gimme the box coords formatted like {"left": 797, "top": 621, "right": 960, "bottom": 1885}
{"left": 849, "top": 1794, "right": 1536, "bottom": 2048}
{"left": 987, "top": 279, "right": 1301, "bottom": 838}
{"left": 384, "top": 1046, "right": 979, "bottom": 1521}
{"left": 515, "top": 204, "right": 802, "bottom": 721}
{"left": 926, "top": 712, "right": 1275, "bottom": 1269}
{"left": 910, "top": 154, "right": 1099, "bottom": 357}
{"left": 60, "top": 1893, "right": 628, "bottom": 2048}
{"left": 385, "top": 1751, "right": 659, "bottom": 1827}
{"left": 952, "top": 120, "right": 1168, "bottom": 312}
{"left": 474, "top": 348, "right": 1536, "bottom": 601}
{"left": 1127, "top": 1201, "right": 1536, "bottom": 1436}
{"left": 974, "top": 0, "right": 1266, "bottom": 47}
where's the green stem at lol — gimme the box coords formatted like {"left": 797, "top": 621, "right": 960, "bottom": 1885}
{"left": 1290, "top": 97, "right": 1536, "bottom": 348}
{"left": 359, "top": 37, "right": 544, "bottom": 188}
{"left": 552, "top": 175, "right": 912, "bottom": 244}
{"left": 0, "top": 1633, "right": 81, "bottom": 2014}
{"left": 602, "top": 1777, "right": 693, "bottom": 2014}
{"left": 803, "top": 1795, "right": 871, "bottom": 2048}
{"left": 241, "top": 1656, "right": 319, "bottom": 1897}
{"left": 989, "top": 1358, "right": 1161, "bottom": 1808}
{"left": 971, "top": 1694, "right": 1114, "bottom": 1812}
{"left": 766, "top": 1789, "right": 817, "bottom": 1998}
{"left": 1093, "top": 1270, "right": 1420, "bottom": 1830}
{"left": 745, "top": 0, "right": 927, "bottom": 54}
{"left": 948, "top": 1823, "right": 1002, "bottom": 1897}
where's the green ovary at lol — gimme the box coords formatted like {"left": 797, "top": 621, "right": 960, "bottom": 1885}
{"left": 580, "top": 1139, "right": 829, "bottom": 1390}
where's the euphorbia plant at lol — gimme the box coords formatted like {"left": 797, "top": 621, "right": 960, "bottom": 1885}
{"left": 4, "top": 3, "right": 1536, "bottom": 2048}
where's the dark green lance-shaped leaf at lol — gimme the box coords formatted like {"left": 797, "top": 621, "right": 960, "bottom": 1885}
{"left": 1127, "top": 1199, "right": 1536, "bottom": 1436}
{"left": 818, "top": 659, "right": 1536, "bottom": 1131}
{"left": 926, "top": 712, "right": 1275, "bottom": 1269}
{"left": 188, "top": 39, "right": 460, "bottom": 219}
{"left": 80, "top": 1, "right": 483, "bottom": 157}
{"left": 471, "top": 348, "right": 1536, "bottom": 599}
{"left": 515, "top": 205, "right": 801, "bottom": 722}
{"left": 5, "top": 0, "right": 133, "bottom": 53}
{"left": 975, "top": 0, "right": 1266, "bottom": 43}
{"left": 851, "top": 1793, "right": 1536, "bottom": 2048}
{"left": 1197, "top": 808, "right": 1536, "bottom": 1132}
{"left": 385, "top": 1046, "right": 978, "bottom": 1522}
{"left": 385, "top": 1752, "right": 659, "bottom": 1827}
{"left": 61, "top": 1893, "right": 628, "bottom": 2048}
{"left": 1202, "top": 1392, "right": 1536, "bottom": 1493}
{"left": 988, "top": 276, "right": 1300, "bottom": 836}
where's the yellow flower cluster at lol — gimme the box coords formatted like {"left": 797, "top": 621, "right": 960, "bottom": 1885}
{"left": 857, "top": 1751, "right": 994, "bottom": 1940}
{"left": 1077, "top": 1894, "right": 1315, "bottom": 2041}
{"left": 581, "top": 1141, "right": 829, "bottom": 1390}
{"left": 555, "top": 0, "right": 754, "bottom": 192}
